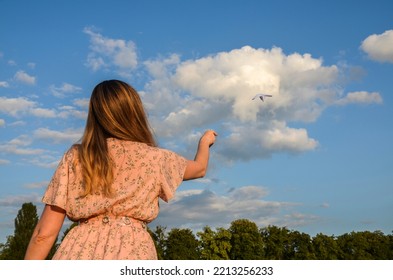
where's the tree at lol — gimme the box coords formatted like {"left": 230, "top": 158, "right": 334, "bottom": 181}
{"left": 164, "top": 228, "right": 200, "bottom": 260}
{"left": 286, "top": 230, "right": 315, "bottom": 259}
{"left": 260, "top": 225, "right": 291, "bottom": 260}
{"left": 229, "top": 219, "right": 264, "bottom": 259}
{"left": 0, "top": 203, "right": 39, "bottom": 259}
{"left": 149, "top": 225, "right": 167, "bottom": 260}
{"left": 312, "top": 233, "right": 340, "bottom": 260}
{"left": 197, "top": 226, "right": 232, "bottom": 260}
{"left": 361, "top": 230, "right": 391, "bottom": 259}
{"left": 337, "top": 230, "right": 391, "bottom": 260}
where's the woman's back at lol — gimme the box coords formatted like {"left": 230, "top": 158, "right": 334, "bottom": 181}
{"left": 44, "top": 138, "right": 187, "bottom": 259}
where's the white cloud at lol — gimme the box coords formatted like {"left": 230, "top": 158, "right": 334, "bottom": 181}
{"left": 0, "top": 96, "right": 85, "bottom": 119}
{"left": 54, "top": 98, "right": 89, "bottom": 120}
{"left": 83, "top": 27, "right": 138, "bottom": 76}
{"left": 151, "top": 185, "right": 311, "bottom": 232}
{"left": 86, "top": 55, "right": 105, "bottom": 71}
{"left": 0, "top": 81, "right": 9, "bottom": 87}
{"left": 57, "top": 105, "right": 88, "bottom": 120}
{"left": 361, "top": 29, "right": 393, "bottom": 63}
{"left": 335, "top": 91, "right": 383, "bottom": 106}
{"left": 33, "top": 127, "right": 83, "bottom": 144}
{"left": 0, "top": 96, "right": 37, "bottom": 117}
{"left": 0, "top": 135, "right": 45, "bottom": 155}
{"left": 14, "top": 70, "right": 36, "bottom": 85}
{"left": 0, "top": 119, "right": 5, "bottom": 127}
{"left": 0, "top": 96, "right": 56, "bottom": 118}
{"left": 49, "top": 82, "right": 82, "bottom": 98}
{"left": 30, "top": 107, "right": 57, "bottom": 118}
{"left": 73, "top": 98, "right": 90, "bottom": 109}
{"left": 8, "top": 134, "right": 33, "bottom": 147}
{"left": 144, "top": 54, "right": 181, "bottom": 79}
{"left": 152, "top": 99, "right": 228, "bottom": 138}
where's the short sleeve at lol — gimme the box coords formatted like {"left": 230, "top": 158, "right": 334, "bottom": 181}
{"left": 42, "top": 147, "right": 76, "bottom": 210}
{"left": 159, "top": 149, "right": 187, "bottom": 202}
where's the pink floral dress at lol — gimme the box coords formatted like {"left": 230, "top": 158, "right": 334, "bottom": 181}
{"left": 42, "top": 138, "right": 187, "bottom": 260}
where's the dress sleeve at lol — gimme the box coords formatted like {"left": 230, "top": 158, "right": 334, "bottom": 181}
{"left": 42, "top": 147, "right": 76, "bottom": 210}
{"left": 159, "top": 149, "right": 187, "bottom": 202}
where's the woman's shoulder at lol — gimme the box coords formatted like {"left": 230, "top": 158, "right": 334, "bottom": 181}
{"left": 68, "top": 144, "right": 80, "bottom": 154}
{"left": 63, "top": 144, "right": 80, "bottom": 162}
{"left": 110, "top": 138, "right": 177, "bottom": 156}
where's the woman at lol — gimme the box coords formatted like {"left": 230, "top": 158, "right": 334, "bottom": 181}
{"left": 24, "top": 79, "right": 217, "bottom": 260}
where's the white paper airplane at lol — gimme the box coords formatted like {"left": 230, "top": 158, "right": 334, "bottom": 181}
{"left": 252, "top": 94, "right": 273, "bottom": 102}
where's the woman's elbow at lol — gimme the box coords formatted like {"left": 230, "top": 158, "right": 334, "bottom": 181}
{"left": 195, "top": 167, "right": 207, "bottom": 178}
{"left": 184, "top": 161, "right": 207, "bottom": 180}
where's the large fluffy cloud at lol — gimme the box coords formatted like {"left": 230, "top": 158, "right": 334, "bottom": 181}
{"left": 173, "top": 47, "right": 337, "bottom": 122}
{"left": 142, "top": 46, "right": 381, "bottom": 161}
{"left": 361, "top": 29, "right": 393, "bottom": 63}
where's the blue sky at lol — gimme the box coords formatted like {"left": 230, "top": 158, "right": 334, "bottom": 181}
{"left": 1, "top": 0, "right": 392, "bottom": 243}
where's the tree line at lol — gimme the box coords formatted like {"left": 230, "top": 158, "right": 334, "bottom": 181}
{"left": 1, "top": 203, "right": 392, "bottom": 260}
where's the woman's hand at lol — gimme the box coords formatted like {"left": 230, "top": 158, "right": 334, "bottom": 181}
{"left": 200, "top": 129, "right": 218, "bottom": 147}
{"left": 183, "top": 129, "right": 218, "bottom": 180}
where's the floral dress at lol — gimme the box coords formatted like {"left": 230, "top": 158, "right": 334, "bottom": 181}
{"left": 42, "top": 138, "right": 187, "bottom": 260}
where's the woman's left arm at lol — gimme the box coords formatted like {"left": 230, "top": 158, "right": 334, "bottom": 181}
{"left": 24, "top": 204, "right": 66, "bottom": 260}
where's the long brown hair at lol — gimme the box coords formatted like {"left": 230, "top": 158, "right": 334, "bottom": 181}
{"left": 78, "top": 79, "right": 156, "bottom": 196}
